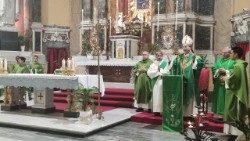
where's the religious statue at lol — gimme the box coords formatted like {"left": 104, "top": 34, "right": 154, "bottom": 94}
{"left": 233, "top": 16, "right": 249, "bottom": 35}
{"left": 82, "top": 0, "right": 92, "bottom": 20}
{"left": 97, "top": 0, "right": 106, "bottom": 19}
{"left": 0, "top": 0, "right": 20, "bottom": 27}
{"left": 115, "top": 13, "right": 126, "bottom": 34}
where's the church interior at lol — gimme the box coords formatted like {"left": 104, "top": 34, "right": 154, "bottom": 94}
{"left": 0, "top": 0, "right": 250, "bottom": 140}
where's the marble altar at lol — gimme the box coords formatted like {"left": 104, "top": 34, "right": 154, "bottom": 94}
{"left": 0, "top": 74, "right": 105, "bottom": 113}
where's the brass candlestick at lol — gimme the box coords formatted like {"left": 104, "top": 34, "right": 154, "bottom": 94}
{"left": 61, "top": 67, "right": 75, "bottom": 76}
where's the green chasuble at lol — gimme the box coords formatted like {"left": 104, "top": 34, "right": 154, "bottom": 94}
{"left": 211, "top": 58, "right": 235, "bottom": 115}
{"left": 15, "top": 64, "right": 30, "bottom": 73}
{"left": 30, "top": 62, "right": 44, "bottom": 73}
{"left": 224, "top": 59, "right": 249, "bottom": 123}
{"left": 10, "top": 63, "right": 19, "bottom": 73}
{"left": 172, "top": 53, "right": 196, "bottom": 106}
{"left": 133, "top": 59, "right": 153, "bottom": 104}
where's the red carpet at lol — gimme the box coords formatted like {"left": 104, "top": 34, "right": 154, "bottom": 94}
{"left": 53, "top": 88, "right": 223, "bottom": 133}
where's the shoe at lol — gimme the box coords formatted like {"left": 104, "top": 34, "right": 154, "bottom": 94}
{"left": 154, "top": 112, "right": 161, "bottom": 116}
{"left": 136, "top": 108, "right": 143, "bottom": 112}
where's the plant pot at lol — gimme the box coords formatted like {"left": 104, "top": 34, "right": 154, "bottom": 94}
{"left": 79, "top": 110, "right": 93, "bottom": 125}
{"left": 21, "top": 45, "right": 25, "bottom": 52}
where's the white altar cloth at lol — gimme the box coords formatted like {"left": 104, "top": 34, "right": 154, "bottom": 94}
{"left": 0, "top": 74, "right": 105, "bottom": 96}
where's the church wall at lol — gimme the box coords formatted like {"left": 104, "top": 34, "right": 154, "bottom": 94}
{"left": 233, "top": 0, "right": 250, "bottom": 14}
{"left": 213, "top": 0, "right": 232, "bottom": 53}
{"left": 41, "top": 0, "right": 71, "bottom": 26}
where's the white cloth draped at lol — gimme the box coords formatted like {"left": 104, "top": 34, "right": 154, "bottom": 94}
{"left": 147, "top": 60, "right": 169, "bottom": 113}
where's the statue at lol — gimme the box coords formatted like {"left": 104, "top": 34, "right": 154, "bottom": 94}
{"left": 233, "top": 16, "right": 248, "bottom": 35}
{"left": 0, "top": 0, "right": 20, "bottom": 27}
{"left": 98, "top": 0, "right": 106, "bottom": 19}
{"left": 82, "top": 0, "right": 92, "bottom": 20}
{"left": 115, "top": 12, "right": 126, "bottom": 34}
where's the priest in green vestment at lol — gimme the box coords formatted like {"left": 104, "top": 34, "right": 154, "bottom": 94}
{"left": 212, "top": 47, "right": 235, "bottom": 116}
{"left": 133, "top": 51, "right": 153, "bottom": 112}
{"left": 29, "top": 55, "right": 44, "bottom": 74}
{"left": 171, "top": 35, "right": 198, "bottom": 116}
{"left": 147, "top": 51, "right": 169, "bottom": 116}
{"left": 10, "top": 56, "right": 20, "bottom": 73}
{"left": 14, "top": 57, "right": 30, "bottom": 73}
{"left": 221, "top": 47, "right": 249, "bottom": 135}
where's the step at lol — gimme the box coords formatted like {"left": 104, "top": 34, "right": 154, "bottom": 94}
{"left": 105, "top": 88, "right": 134, "bottom": 96}
{"left": 95, "top": 100, "right": 134, "bottom": 108}
{"left": 92, "top": 94, "right": 134, "bottom": 102}
{"left": 130, "top": 112, "right": 162, "bottom": 125}
{"left": 53, "top": 97, "right": 67, "bottom": 103}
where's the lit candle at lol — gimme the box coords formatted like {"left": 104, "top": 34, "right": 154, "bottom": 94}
{"left": 67, "top": 58, "right": 71, "bottom": 69}
{"left": 81, "top": 9, "right": 84, "bottom": 21}
{"left": 62, "top": 59, "right": 65, "bottom": 69}
{"left": 175, "top": 0, "right": 178, "bottom": 31}
{"left": 157, "top": 2, "right": 160, "bottom": 32}
{"left": 3, "top": 59, "right": 7, "bottom": 71}
{"left": 72, "top": 58, "right": 75, "bottom": 70}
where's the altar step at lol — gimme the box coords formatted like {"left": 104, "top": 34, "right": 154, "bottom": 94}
{"left": 53, "top": 88, "right": 134, "bottom": 111}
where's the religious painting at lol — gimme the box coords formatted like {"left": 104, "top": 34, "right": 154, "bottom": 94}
{"left": 137, "top": 0, "right": 149, "bottom": 9}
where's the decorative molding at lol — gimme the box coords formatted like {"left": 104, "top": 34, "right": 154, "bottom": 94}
{"left": 42, "top": 25, "right": 70, "bottom": 43}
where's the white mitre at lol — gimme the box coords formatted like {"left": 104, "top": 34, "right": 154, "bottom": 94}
{"left": 182, "top": 35, "right": 193, "bottom": 47}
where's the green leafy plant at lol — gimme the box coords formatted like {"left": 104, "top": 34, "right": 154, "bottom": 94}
{"left": 74, "top": 85, "right": 98, "bottom": 111}
{"left": 81, "top": 41, "right": 92, "bottom": 55}
{"left": 18, "top": 36, "right": 31, "bottom": 50}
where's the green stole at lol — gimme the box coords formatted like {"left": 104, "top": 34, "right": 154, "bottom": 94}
{"left": 151, "top": 60, "right": 168, "bottom": 87}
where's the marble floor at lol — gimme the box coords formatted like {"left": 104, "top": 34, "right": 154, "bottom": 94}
{"left": 0, "top": 122, "right": 186, "bottom": 141}
{"left": 0, "top": 108, "right": 137, "bottom": 136}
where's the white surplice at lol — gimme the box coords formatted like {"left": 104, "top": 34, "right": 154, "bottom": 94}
{"left": 147, "top": 60, "right": 169, "bottom": 113}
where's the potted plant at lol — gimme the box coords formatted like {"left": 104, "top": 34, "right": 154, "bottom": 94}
{"left": 18, "top": 36, "right": 30, "bottom": 51}
{"left": 64, "top": 85, "right": 98, "bottom": 119}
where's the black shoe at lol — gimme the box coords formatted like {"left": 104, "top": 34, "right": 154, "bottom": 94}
{"left": 136, "top": 108, "right": 143, "bottom": 112}
{"left": 147, "top": 109, "right": 152, "bottom": 113}
{"left": 154, "top": 112, "right": 161, "bottom": 116}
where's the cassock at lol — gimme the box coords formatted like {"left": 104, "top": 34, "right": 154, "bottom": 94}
{"left": 133, "top": 59, "right": 153, "bottom": 109}
{"left": 211, "top": 58, "right": 235, "bottom": 115}
{"left": 147, "top": 59, "right": 169, "bottom": 113}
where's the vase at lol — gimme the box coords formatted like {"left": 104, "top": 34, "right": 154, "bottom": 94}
{"left": 21, "top": 45, "right": 25, "bottom": 52}
{"left": 79, "top": 110, "right": 93, "bottom": 125}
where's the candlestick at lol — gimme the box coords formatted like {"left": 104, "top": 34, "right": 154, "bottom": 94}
{"left": 81, "top": 9, "right": 84, "bottom": 21}
{"left": 157, "top": 2, "right": 160, "bottom": 32}
{"left": 175, "top": 0, "right": 178, "bottom": 31}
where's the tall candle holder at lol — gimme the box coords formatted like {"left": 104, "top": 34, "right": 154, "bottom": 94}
{"left": 184, "top": 107, "right": 215, "bottom": 141}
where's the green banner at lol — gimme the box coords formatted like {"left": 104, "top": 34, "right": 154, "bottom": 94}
{"left": 162, "top": 75, "right": 183, "bottom": 132}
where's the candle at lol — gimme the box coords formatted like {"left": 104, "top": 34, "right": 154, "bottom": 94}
{"left": 72, "top": 58, "right": 75, "bottom": 70}
{"left": 0, "top": 59, "right": 3, "bottom": 69}
{"left": 175, "top": 0, "right": 178, "bottom": 31}
{"left": 81, "top": 9, "right": 84, "bottom": 21}
{"left": 4, "top": 59, "right": 7, "bottom": 71}
{"left": 67, "top": 58, "right": 71, "bottom": 69}
{"left": 109, "top": 16, "right": 112, "bottom": 36}
{"left": 157, "top": 2, "right": 160, "bottom": 32}
{"left": 62, "top": 59, "right": 65, "bottom": 69}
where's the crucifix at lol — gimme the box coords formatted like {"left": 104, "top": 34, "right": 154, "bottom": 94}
{"left": 38, "top": 93, "right": 43, "bottom": 100}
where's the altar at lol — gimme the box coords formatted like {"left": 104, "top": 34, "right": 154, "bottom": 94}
{"left": 0, "top": 74, "right": 105, "bottom": 113}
